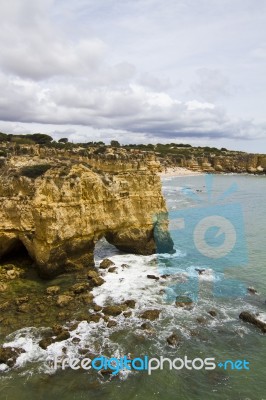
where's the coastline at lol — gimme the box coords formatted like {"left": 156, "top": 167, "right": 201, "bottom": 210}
{"left": 158, "top": 166, "right": 203, "bottom": 178}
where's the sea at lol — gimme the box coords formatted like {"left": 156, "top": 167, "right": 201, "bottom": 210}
{"left": 0, "top": 174, "right": 265, "bottom": 400}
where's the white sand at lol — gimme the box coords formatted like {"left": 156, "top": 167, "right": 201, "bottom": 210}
{"left": 158, "top": 166, "right": 203, "bottom": 177}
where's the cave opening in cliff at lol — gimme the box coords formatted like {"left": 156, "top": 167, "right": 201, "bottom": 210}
{"left": 94, "top": 237, "right": 123, "bottom": 262}
{"left": 1, "top": 239, "right": 34, "bottom": 268}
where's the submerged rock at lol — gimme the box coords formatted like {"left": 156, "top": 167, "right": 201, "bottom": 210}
{"left": 175, "top": 296, "right": 193, "bottom": 308}
{"left": 140, "top": 322, "right": 153, "bottom": 330}
{"left": 102, "top": 305, "right": 126, "bottom": 316}
{"left": 0, "top": 347, "right": 25, "bottom": 367}
{"left": 147, "top": 274, "right": 159, "bottom": 280}
{"left": 140, "top": 309, "right": 161, "bottom": 321}
{"left": 167, "top": 333, "right": 180, "bottom": 346}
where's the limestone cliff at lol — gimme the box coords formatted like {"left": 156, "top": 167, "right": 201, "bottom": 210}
{"left": 160, "top": 150, "right": 266, "bottom": 173}
{"left": 0, "top": 149, "right": 173, "bottom": 277}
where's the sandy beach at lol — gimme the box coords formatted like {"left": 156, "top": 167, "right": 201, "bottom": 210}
{"left": 159, "top": 166, "right": 203, "bottom": 178}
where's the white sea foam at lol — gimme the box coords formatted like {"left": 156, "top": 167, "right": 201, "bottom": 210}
{"left": 256, "top": 312, "right": 266, "bottom": 323}
{"left": 0, "top": 249, "right": 259, "bottom": 376}
{"left": 93, "top": 253, "right": 161, "bottom": 307}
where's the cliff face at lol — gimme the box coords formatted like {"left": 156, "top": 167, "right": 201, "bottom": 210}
{"left": 0, "top": 150, "right": 172, "bottom": 277}
{"left": 161, "top": 152, "right": 266, "bottom": 173}
{"left": 192, "top": 154, "right": 266, "bottom": 173}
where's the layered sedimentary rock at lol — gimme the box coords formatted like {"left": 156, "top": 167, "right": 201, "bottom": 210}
{"left": 0, "top": 150, "right": 173, "bottom": 277}
{"left": 162, "top": 152, "right": 266, "bottom": 173}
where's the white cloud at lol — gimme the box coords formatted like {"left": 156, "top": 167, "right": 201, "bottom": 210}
{"left": 185, "top": 100, "right": 215, "bottom": 111}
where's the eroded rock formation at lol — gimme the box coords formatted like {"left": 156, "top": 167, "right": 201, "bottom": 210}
{"left": 0, "top": 149, "right": 173, "bottom": 277}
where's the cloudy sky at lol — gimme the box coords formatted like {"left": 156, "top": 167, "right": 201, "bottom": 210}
{"left": 0, "top": 0, "right": 266, "bottom": 151}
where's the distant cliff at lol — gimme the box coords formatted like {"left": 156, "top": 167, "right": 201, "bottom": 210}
{"left": 0, "top": 144, "right": 173, "bottom": 277}
{"left": 163, "top": 153, "right": 266, "bottom": 173}
{"left": 149, "top": 144, "right": 266, "bottom": 174}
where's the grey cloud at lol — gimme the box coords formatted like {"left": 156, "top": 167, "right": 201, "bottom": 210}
{"left": 0, "top": 0, "right": 106, "bottom": 80}
{"left": 0, "top": 72, "right": 264, "bottom": 141}
{"left": 0, "top": 34, "right": 106, "bottom": 80}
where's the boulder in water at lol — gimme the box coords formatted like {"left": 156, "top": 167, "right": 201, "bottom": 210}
{"left": 99, "top": 259, "right": 115, "bottom": 269}
{"left": 140, "top": 309, "right": 161, "bottom": 320}
{"left": 247, "top": 287, "right": 257, "bottom": 295}
{"left": 239, "top": 311, "right": 266, "bottom": 333}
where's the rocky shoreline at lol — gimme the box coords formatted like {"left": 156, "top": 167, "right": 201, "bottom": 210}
{"left": 0, "top": 142, "right": 265, "bottom": 374}
{"left": 1, "top": 252, "right": 265, "bottom": 372}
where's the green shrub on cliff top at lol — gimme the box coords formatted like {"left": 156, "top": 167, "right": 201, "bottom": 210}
{"left": 20, "top": 164, "right": 53, "bottom": 179}
{"left": 11, "top": 136, "right": 35, "bottom": 145}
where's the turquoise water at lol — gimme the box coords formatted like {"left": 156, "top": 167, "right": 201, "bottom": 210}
{"left": 0, "top": 174, "right": 265, "bottom": 400}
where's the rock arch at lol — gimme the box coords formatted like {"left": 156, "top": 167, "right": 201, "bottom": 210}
{"left": 0, "top": 164, "right": 173, "bottom": 278}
